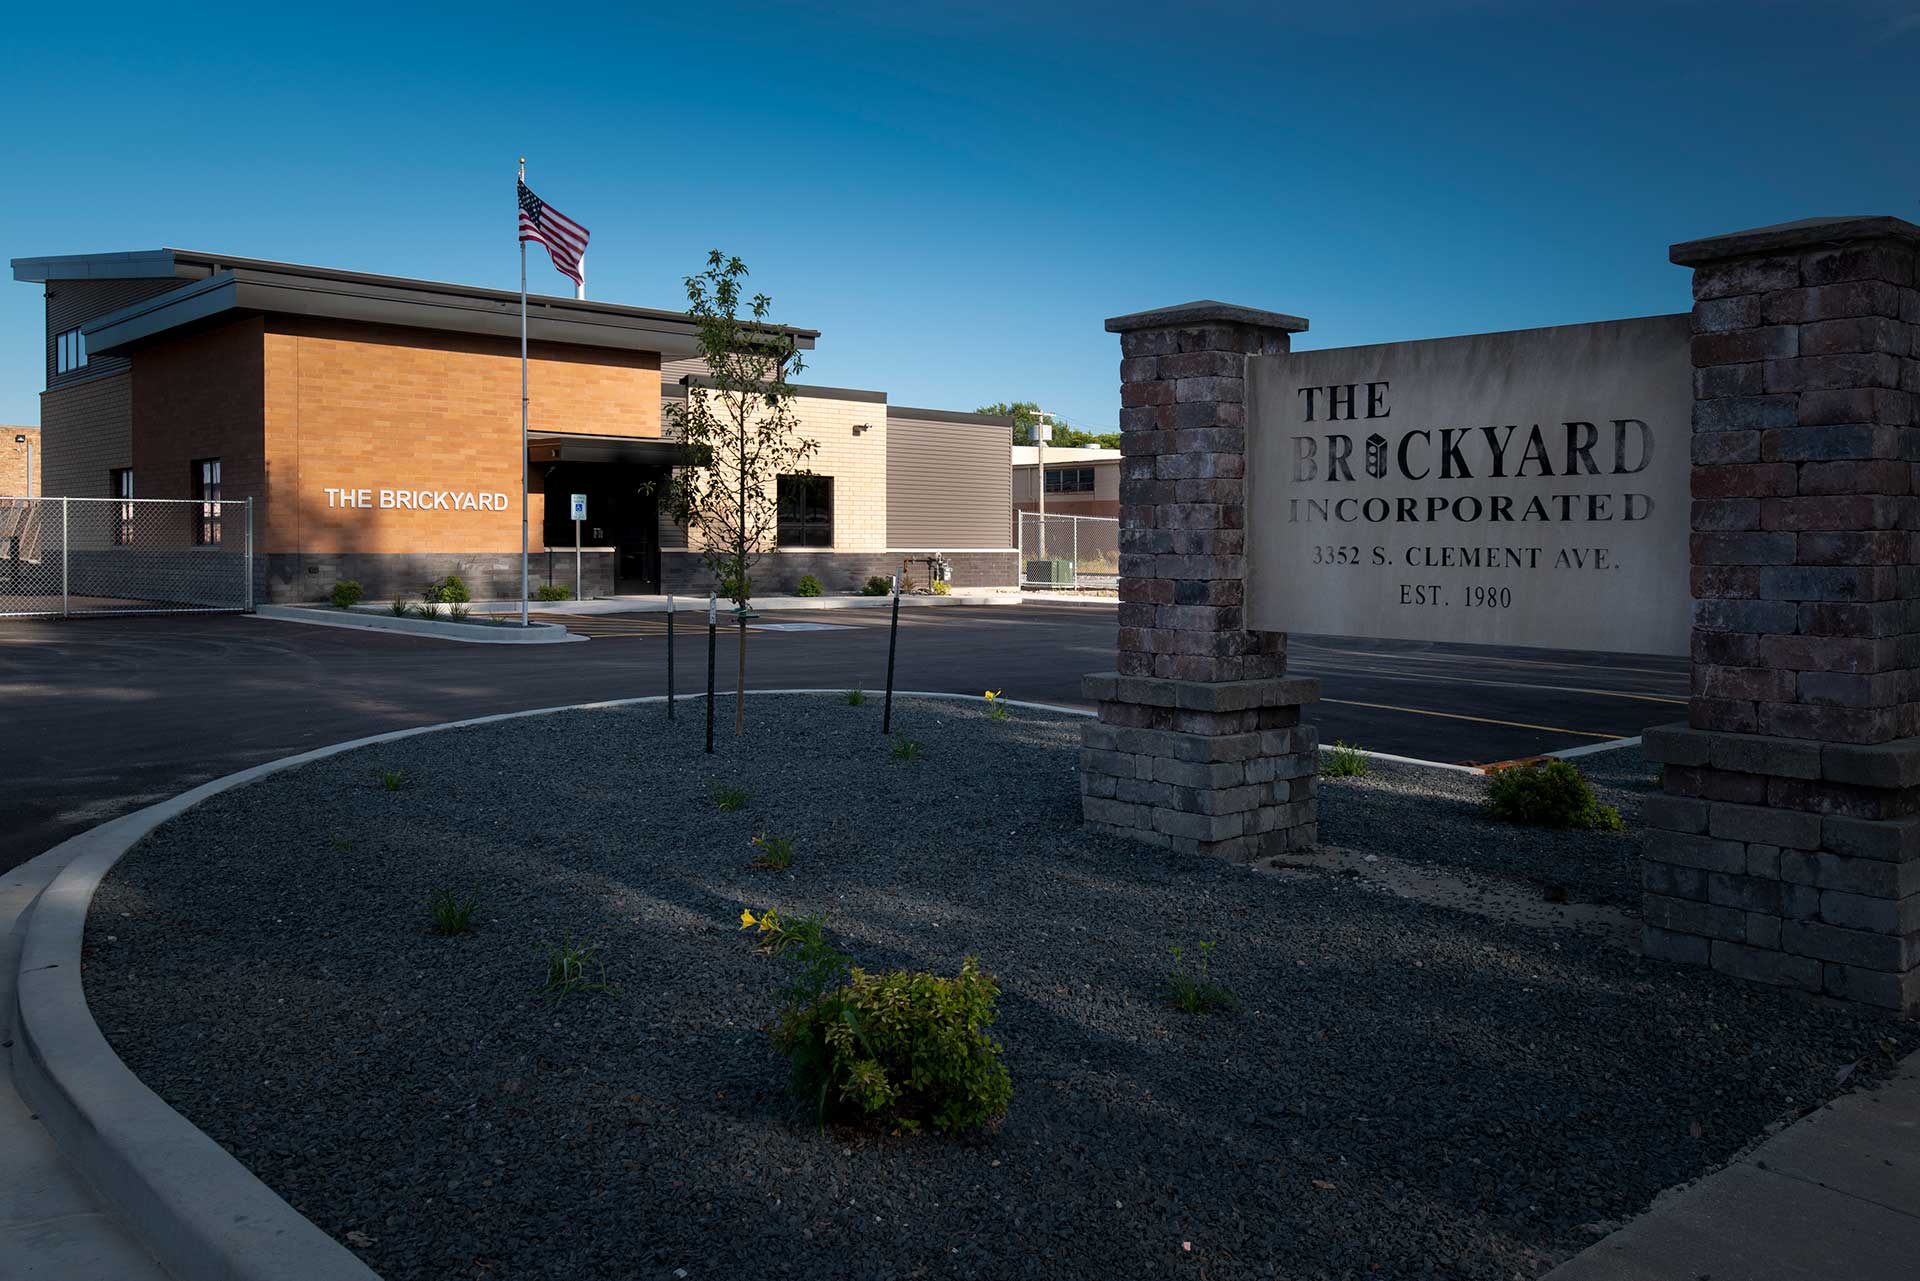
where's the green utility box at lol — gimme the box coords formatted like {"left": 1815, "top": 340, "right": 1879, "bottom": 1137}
{"left": 1025, "top": 558, "right": 1074, "bottom": 586}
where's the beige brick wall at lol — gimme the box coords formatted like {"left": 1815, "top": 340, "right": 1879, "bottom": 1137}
{"left": 40, "top": 376, "right": 132, "bottom": 498}
{"left": 1, "top": 427, "right": 39, "bottom": 497}
{"left": 670, "top": 389, "right": 889, "bottom": 556}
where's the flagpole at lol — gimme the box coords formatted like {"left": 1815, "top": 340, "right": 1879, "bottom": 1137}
{"left": 519, "top": 157, "right": 530, "bottom": 628}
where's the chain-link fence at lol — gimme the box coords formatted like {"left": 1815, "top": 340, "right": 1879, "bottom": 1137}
{"left": 1018, "top": 511, "right": 1119, "bottom": 591}
{"left": 0, "top": 496, "right": 253, "bottom": 618}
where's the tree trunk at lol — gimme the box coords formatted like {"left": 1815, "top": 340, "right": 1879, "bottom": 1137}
{"left": 735, "top": 616, "right": 747, "bottom": 735}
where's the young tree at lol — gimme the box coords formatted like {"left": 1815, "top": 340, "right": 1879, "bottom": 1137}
{"left": 666, "top": 251, "right": 817, "bottom": 735}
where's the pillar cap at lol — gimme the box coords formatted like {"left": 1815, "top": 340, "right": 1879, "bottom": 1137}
{"left": 1670, "top": 215, "right": 1920, "bottom": 266}
{"left": 1105, "top": 299, "right": 1309, "bottom": 335}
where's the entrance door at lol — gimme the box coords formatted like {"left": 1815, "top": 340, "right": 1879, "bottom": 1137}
{"left": 613, "top": 470, "right": 661, "bottom": 595}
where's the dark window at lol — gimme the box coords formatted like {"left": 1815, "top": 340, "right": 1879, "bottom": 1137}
{"left": 110, "top": 469, "right": 134, "bottom": 545}
{"left": 1044, "top": 466, "right": 1096, "bottom": 494}
{"left": 777, "top": 474, "right": 833, "bottom": 548}
{"left": 191, "top": 458, "right": 222, "bottom": 545}
{"left": 55, "top": 328, "right": 87, "bottom": 375}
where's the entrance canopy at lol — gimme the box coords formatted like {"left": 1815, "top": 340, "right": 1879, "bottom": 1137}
{"left": 527, "top": 434, "right": 686, "bottom": 468}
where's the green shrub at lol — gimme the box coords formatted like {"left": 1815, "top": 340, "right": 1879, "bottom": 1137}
{"left": 535, "top": 584, "right": 572, "bottom": 602}
{"left": 1324, "top": 741, "right": 1369, "bottom": 778}
{"left": 741, "top": 908, "right": 1011, "bottom": 1134}
{"left": 447, "top": 603, "right": 471, "bottom": 623}
{"left": 795, "top": 575, "right": 824, "bottom": 597}
{"left": 388, "top": 596, "right": 412, "bottom": 617}
{"left": 1485, "top": 758, "right": 1623, "bottom": 831}
{"left": 890, "top": 736, "right": 923, "bottom": 763}
{"left": 930, "top": 579, "right": 951, "bottom": 596}
{"left": 424, "top": 575, "right": 471, "bottom": 605}
{"left": 541, "top": 938, "right": 610, "bottom": 997}
{"left": 751, "top": 832, "right": 796, "bottom": 870}
{"left": 330, "top": 579, "right": 364, "bottom": 609}
{"left": 1165, "top": 940, "right": 1234, "bottom": 1015}
{"left": 711, "top": 781, "right": 749, "bottom": 812}
{"left": 427, "top": 889, "right": 477, "bottom": 936}
{"left": 719, "top": 571, "right": 751, "bottom": 602}
{"left": 376, "top": 768, "right": 409, "bottom": 792}
{"left": 844, "top": 687, "right": 867, "bottom": 706}
{"left": 861, "top": 576, "right": 891, "bottom": 597}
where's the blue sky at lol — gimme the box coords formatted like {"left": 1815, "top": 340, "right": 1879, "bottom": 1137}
{"left": 2, "top": 1, "right": 1915, "bottom": 433}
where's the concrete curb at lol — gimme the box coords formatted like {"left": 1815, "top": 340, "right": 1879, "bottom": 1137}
{"left": 9, "top": 689, "right": 1080, "bottom": 1281}
{"left": 252, "top": 604, "right": 583, "bottom": 643}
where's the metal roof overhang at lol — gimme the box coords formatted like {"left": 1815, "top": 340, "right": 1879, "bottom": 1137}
{"left": 79, "top": 267, "right": 783, "bottom": 361}
{"left": 528, "top": 434, "right": 687, "bottom": 467}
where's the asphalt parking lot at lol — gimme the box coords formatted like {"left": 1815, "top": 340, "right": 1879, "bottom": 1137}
{"left": 0, "top": 602, "right": 1685, "bottom": 873}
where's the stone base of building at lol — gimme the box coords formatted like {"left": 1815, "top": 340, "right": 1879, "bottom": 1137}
{"left": 265, "top": 550, "right": 613, "bottom": 604}
{"left": 1079, "top": 672, "right": 1320, "bottom": 861}
{"left": 1642, "top": 722, "right": 1920, "bottom": 1013}
{"left": 661, "top": 550, "right": 1018, "bottom": 597}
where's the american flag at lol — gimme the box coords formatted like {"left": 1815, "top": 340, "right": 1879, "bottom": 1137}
{"left": 517, "top": 179, "right": 589, "bottom": 287}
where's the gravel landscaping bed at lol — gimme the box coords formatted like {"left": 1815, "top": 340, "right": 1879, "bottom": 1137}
{"left": 1317, "top": 744, "right": 1658, "bottom": 908}
{"left": 86, "top": 697, "right": 1912, "bottom": 1281}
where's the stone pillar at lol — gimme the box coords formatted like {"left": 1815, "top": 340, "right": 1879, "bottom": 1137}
{"left": 1080, "top": 301, "right": 1321, "bottom": 860}
{"left": 1644, "top": 216, "right": 1920, "bottom": 1012}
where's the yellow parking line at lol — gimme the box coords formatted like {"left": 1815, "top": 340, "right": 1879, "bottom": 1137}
{"left": 1318, "top": 698, "right": 1624, "bottom": 741}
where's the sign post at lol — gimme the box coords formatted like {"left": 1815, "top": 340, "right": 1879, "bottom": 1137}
{"left": 569, "top": 493, "right": 587, "bottom": 600}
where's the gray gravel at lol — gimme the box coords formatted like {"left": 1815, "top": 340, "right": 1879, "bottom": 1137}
{"left": 1318, "top": 745, "right": 1658, "bottom": 907}
{"left": 86, "top": 697, "right": 1912, "bottom": 1281}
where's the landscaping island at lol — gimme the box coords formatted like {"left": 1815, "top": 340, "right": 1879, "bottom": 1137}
{"left": 85, "top": 696, "right": 1914, "bottom": 1280}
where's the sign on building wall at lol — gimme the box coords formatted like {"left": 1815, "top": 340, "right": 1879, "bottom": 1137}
{"left": 1244, "top": 314, "right": 1692, "bottom": 656}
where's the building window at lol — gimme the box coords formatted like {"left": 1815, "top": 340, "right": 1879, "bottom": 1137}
{"left": 56, "top": 328, "right": 88, "bottom": 374}
{"left": 111, "top": 469, "right": 134, "bottom": 545}
{"left": 1044, "top": 466, "right": 1096, "bottom": 494}
{"left": 776, "top": 474, "right": 833, "bottom": 548}
{"left": 192, "top": 458, "right": 222, "bottom": 545}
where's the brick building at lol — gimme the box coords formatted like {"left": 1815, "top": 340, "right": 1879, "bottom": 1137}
{"left": 11, "top": 249, "right": 1015, "bottom": 602}
{"left": 2, "top": 426, "right": 38, "bottom": 497}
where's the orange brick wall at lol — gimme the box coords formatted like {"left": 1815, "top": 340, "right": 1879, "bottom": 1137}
{"left": 2, "top": 426, "right": 39, "bottom": 497}
{"left": 260, "top": 317, "right": 661, "bottom": 555}
{"left": 131, "top": 318, "right": 267, "bottom": 529}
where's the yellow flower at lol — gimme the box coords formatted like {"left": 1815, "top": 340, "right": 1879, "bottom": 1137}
{"left": 984, "top": 690, "right": 1000, "bottom": 701}
{"left": 740, "top": 908, "right": 756, "bottom": 929}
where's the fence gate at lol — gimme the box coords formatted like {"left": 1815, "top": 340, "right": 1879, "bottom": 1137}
{"left": 1018, "top": 511, "right": 1119, "bottom": 591}
{"left": 0, "top": 496, "right": 253, "bottom": 618}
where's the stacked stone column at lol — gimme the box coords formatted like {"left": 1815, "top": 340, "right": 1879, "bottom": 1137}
{"left": 1080, "top": 302, "right": 1320, "bottom": 860}
{"left": 1644, "top": 216, "right": 1920, "bottom": 1012}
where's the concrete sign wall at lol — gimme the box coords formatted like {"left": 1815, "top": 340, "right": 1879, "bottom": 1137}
{"left": 1244, "top": 314, "right": 1693, "bottom": 656}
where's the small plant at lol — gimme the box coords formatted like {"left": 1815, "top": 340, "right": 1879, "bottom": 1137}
{"left": 844, "top": 687, "right": 867, "bottom": 706}
{"left": 1166, "top": 940, "right": 1235, "bottom": 1016}
{"left": 890, "top": 735, "right": 923, "bottom": 763}
{"left": 411, "top": 602, "right": 437, "bottom": 619}
{"left": 328, "top": 835, "right": 353, "bottom": 853}
{"left": 1324, "top": 741, "right": 1370, "bottom": 778}
{"left": 751, "top": 832, "right": 796, "bottom": 870}
{"left": 376, "top": 768, "right": 409, "bottom": 792}
{"left": 861, "top": 575, "right": 891, "bottom": 597}
{"left": 983, "top": 689, "right": 1008, "bottom": 721}
{"left": 388, "top": 596, "right": 412, "bottom": 617}
{"left": 740, "top": 908, "right": 1011, "bottom": 1134}
{"left": 541, "top": 938, "right": 611, "bottom": 997}
{"left": 424, "top": 575, "right": 472, "bottom": 605}
{"left": 795, "top": 574, "right": 824, "bottom": 597}
{"left": 535, "top": 584, "right": 572, "bottom": 602}
{"left": 427, "top": 889, "right": 477, "bottom": 936}
{"left": 447, "top": 603, "right": 472, "bottom": 623}
{"left": 1486, "top": 758, "right": 1623, "bottom": 831}
{"left": 330, "top": 579, "right": 364, "bottom": 609}
{"left": 930, "top": 579, "right": 951, "bottom": 596}
{"left": 711, "top": 781, "right": 750, "bottom": 812}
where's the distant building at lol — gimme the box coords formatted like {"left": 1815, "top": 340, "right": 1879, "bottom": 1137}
{"left": 3, "top": 426, "right": 39, "bottom": 497}
{"left": 1011, "top": 444, "right": 1119, "bottom": 530}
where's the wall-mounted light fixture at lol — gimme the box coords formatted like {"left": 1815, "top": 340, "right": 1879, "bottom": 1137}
{"left": 852, "top": 423, "right": 872, "bottom": 436}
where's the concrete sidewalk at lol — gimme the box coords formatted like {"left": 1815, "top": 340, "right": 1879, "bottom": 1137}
{"left": 1547, "top": 1044, "right": 1920, "bottom": 1280}
{"left": 1, "top": 845, "right": 168, "bottom": 1280}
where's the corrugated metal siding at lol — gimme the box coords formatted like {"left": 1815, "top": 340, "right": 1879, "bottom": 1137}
{"left": 44, "top": 277, "right": 183, "bottom": 389}
{"left": 885, "top": 416, "right": 1013, "bottom": 548}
